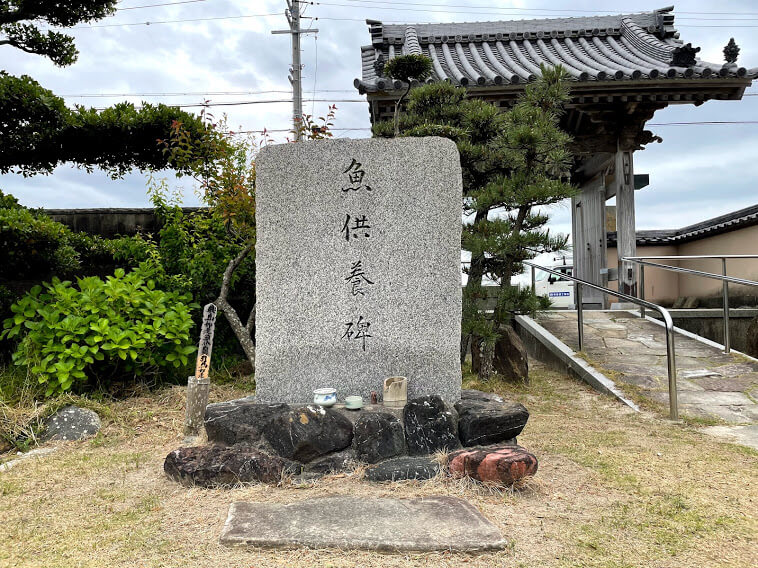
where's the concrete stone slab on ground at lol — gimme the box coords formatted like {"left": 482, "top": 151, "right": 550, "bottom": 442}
{"left": 702, "top": 425, "right": 758, "bottom": 451}
{"left": 535, "top": 311, "right": 758, "bottom": 443}
{"left": 219, "top": 496, "right": 506, "bottom": 552}
{"left": 0, "top": 447, "right": 57, "bottom": 472}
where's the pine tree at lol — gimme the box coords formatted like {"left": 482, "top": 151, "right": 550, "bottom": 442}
{"left": 0, "top": 1, "right": 117, "bottom": 66}
{"left": 0, "top": 3, "right": 209, "bottom": 177}
{"left": 383, "top": 54, "right": 433, "bottom": 136}
{"left": 375, "top": 65, "right": 575, "bottom": 380}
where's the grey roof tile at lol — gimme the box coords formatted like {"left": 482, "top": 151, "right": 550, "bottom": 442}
{"left": 355, "top": 8, "right": 758, "bottom": 93}
{"left": 608, "top": 204, "right": 758, "bottom": 246}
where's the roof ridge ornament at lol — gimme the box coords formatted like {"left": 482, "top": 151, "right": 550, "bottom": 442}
{"left": 670, "top": 43, "right": 700, "bottom": 67}
{"left": 723, "top": 38, "right": 740, "bottom": 66}
{"left": 373, "top": 53, "right": 386, "bottom": 78}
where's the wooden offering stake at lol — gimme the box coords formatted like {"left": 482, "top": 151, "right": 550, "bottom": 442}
{"left": 194, "top": 303, "right": 218, "bottom": 378}
{"left": 184, "top": 303, "right": 218, "bottom": 437}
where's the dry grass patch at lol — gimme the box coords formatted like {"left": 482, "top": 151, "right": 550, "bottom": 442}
{"left": 0, "top": 365, "right": 756, "bottom": 568}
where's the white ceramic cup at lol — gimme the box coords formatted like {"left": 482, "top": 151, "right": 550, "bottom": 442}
{"left": 313, "top": 388, "right": 337, "bottom": 407}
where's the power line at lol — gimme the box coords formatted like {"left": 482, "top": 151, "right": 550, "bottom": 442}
{"left": 61, "top": 89, "right": 356, "bottom": 97}
{"left": 648, "top": 121, "right": 758, "bottom": 126}
{"left": 112, "top": 0, "right": 758, "bottom": 18}
{"left": 118, "top": 0, "right": 211, "bottom": 11}
{"left": 312, "top": 1, "right": 758, "bottom": 20}
{"left": 230, "top": 127, "right": 371, "bottom": 134}
{"left": 72, "top": 14, "right": 758, "bottom": 30}
{"left": 325, "top": 0, "right": 758, "bottom": 17}
{"left": 75, "top": 12, "right": 282, "bottom": 28}
{"left": 171, "top": 98, "right": 365, "bottom": 108}
{"left": 91, "top": 98, "right": 365, "bottom": 110}
{"left": 308, "top": 2, "right": 758, "bottom": 25}
{"left": 233, "top": 121, "right": 758, "bottom": 134}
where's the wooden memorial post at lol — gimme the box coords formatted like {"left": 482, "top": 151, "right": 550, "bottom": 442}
{"left": 184, "top": 303, "right": 217, "bottom": 437}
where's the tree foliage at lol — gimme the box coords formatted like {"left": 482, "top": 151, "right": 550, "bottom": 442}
{"left": 0, "top": 189, "right": 142, "bottom": 282}
{"left": 376, "top": 66, "right": 575, "bottom": 378}
{"left": 0, "top": 72, "right": 210, "bottom": 176}
{"left": 0, "top": 0, "right": 117, "bottom": 66}
{"left": 383, "top": 54, "right": 433, "bottom": 136}
{"left": 149, "top": 112, "right": 260, "bottom": 365}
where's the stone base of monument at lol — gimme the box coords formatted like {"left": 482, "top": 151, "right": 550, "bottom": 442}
{"left": 219, "top": 496, "right": 507, "bottom": 552}
{"left": 164, "top": 389, "right": 537, "bottom": 488}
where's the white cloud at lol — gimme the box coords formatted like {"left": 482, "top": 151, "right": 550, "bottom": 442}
{"left": 0, "top": 0, "right": 755, "bottom": 225}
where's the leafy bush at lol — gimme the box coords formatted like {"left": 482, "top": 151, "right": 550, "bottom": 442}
{"left": 0, "top": 191, "right": 147, "bottom": 283}
{"left": 0, "top": 205, "right": 77, "bottom": 276}
{"left": 1, "top": 267, "right": 197, "bottom": 395}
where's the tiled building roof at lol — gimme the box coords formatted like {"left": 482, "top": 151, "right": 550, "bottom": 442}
{"left": 354, "top": 7, "right": 758, "bottom": 94}
{"left": 608, "top": 203, "right": 758, "bottom": 246}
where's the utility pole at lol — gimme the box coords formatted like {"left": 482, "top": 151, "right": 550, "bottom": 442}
{"left": 272, "top": 1, "right": 318, "bottom": 140}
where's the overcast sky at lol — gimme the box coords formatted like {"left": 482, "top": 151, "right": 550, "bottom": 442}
{"left": 1, "top": 0, "right": 756, "bottom": 240}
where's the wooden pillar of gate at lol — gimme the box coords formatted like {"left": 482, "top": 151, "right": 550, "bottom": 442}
{"left": 615, "top": 146, "right": 637, "bottom": 298}
{"left": 571, "top": 172, "right": 607, "bottom": 309}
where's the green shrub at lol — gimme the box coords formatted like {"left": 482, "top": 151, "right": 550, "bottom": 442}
{"left": 0, "top": 190, "right": 21, "bottom": 210}
{"left": 1, "top": 267, "right": 198, "bottom": 396}
{"left": 0, "top": 205, "right": 79, "bottom": 276}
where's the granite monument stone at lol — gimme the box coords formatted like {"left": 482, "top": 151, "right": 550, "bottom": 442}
{"left": 255, "top": 137, "right": 462, "bottom": 403}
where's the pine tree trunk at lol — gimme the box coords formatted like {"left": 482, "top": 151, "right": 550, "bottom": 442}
{"left": 497, "top": 206, "right": 530, "bottom": 323}
{"left": 393, "top": 82, "right": 412, "bottom": 137}
{"left": 465, "top": 210, "right": 489, "bottom": 293}
{"left": 478, "top": 340, "right": 495, "bottom": 381}
{"left": 460, "top": 333, "right": 471, "bottom": 364}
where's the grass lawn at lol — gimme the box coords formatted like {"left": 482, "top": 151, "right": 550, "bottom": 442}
{"left": 0, "top": 362, "right": 756, "bottom": 568}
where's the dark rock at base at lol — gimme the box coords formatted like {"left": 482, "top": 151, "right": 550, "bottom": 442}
{"left": 455, "top": 398, "right": 529, "bottom": 447}
{"left": 164, "top": 445, "right": 291, "bottom": 487}
{"left": 460, "top": 390, "right": 504, "bottom": 403}
{"left": 365, "top": 456, "right": 441, "bottom": 482}
{"left": 493, "top": 325, "right": 528, "bottom": 382}
{"left": 353, "top": 412, "right": 406, "bottom": 464}
{"left": 264, "top": 405, "right": 354, "bottom": 463}
{"left": 41, "top": 405, "right": 100, "bottom": 442}
{"left": 303, "top": 448, "right": 358, "bottom": 475}
{"left": 204, "top": 399, "right": 288, "bottom": 446}
{"left": 447, "top": 445, "right": 538, "bottom": 485}
{"left": 403, "top": 395, "right": 461, "bottom": 456}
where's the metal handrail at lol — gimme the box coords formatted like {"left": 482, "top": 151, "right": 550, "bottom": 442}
{"left": 622, "top": 255, "right": 758, "bottom": 354}
{"left": 524, "top": 260, "right": 680, "bottom": 420}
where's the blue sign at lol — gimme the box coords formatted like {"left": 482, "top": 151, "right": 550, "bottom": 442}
{"left": 548, "top": 292, "right": 571, "bottom": 297}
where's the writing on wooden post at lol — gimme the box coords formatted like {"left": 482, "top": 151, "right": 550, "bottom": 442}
{"left": 195, "top": 303, "right": 218, "bottom": 379}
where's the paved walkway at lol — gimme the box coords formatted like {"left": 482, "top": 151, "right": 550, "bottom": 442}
{"left": 536, "top": 311, "right": 758, "bottom": 448}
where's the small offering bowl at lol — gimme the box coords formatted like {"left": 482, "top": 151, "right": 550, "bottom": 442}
{"left": 313, "top": 388, "right": 337, "bottom": 407}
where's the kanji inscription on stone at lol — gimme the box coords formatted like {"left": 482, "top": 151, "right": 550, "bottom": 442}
{"left": 254, "top": 138, "right": 462, "bottom": 403}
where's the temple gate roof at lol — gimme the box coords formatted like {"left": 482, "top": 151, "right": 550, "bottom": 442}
{"left": 355, "top": 7, "right": 757, "bottom": 94}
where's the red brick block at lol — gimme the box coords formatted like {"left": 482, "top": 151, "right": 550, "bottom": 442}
{"left": 447, "top": 445, "right": 538, "bottom": 485}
